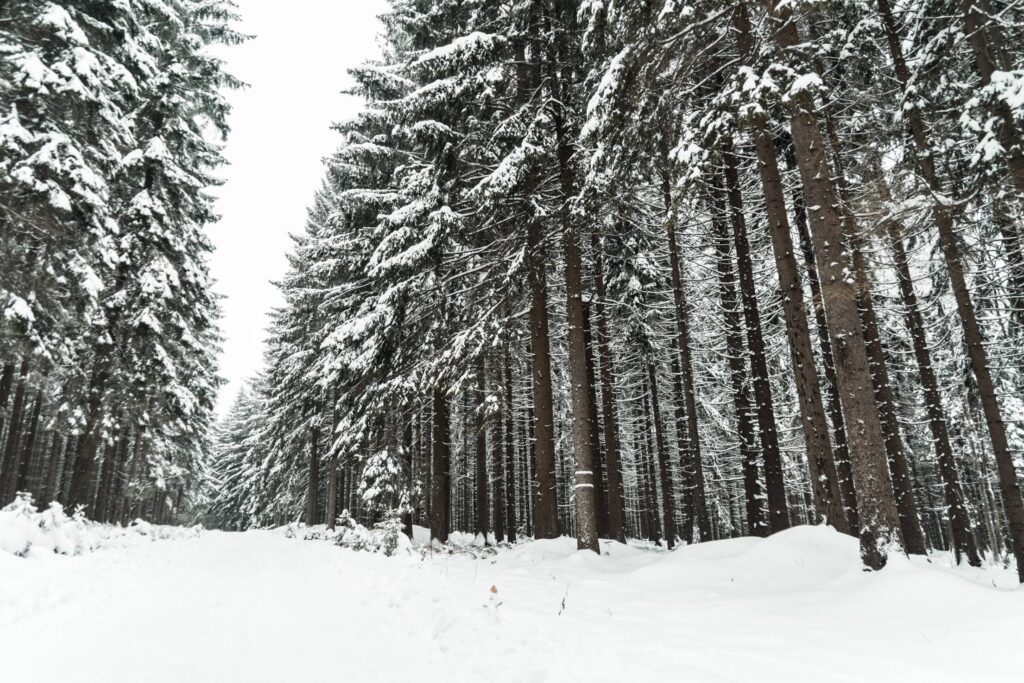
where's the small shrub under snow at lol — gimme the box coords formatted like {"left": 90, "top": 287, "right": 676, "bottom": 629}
{"left": 0, "top": 493, "right": 201, "bottom": 558}
{"left": 284, "top": 510, "right": 413, "bottom": 557}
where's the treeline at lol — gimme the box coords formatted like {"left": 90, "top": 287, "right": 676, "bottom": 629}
{"left": 0, "top": 1, "right": 242, "bottom": 523}
{"left": 208, "top": 0, "right": 1024, "bottom": 581}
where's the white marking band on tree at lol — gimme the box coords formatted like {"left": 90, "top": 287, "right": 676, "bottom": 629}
{"left": 575, "top": 484, "right": 594, "bottom": 489}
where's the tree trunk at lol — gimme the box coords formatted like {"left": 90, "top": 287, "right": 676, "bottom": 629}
{"left": 590, "top": 233, "right": 626, "bottom": 541}
{"left": 764, "top": 0, "right": 905, "bottom": 568}
{"left": 475, "top": 356, "right": 489, "bottom": 540}
{"left": 821, "top": 111, "right": 928, "bottom": 554}
{"left": 711, "top": 189, "right": 768, "bottom": 537}
{"left": 733, "top": 5, "right": 849, "bottom": 535}
{"left": 491, "top": 375, "right": 506, "bottom": 543}
{"left": 548, "top": 59, "right": 599, "bottom": 552}
{"left": 503, "top": 342, "right": 517, "bottom": 543}
{"left": 583, "top": 299, "right": 609, "bottom": 538}
{"left": 647, "top": 362, "right": 677, "bottom": 548}
{"left": 68, "top": 363, "right": 107, "bottom": 511}
{"left": 885, "top": 212, "right": 981, "bottom": 566}
{"left": 785, "top": 152, "right": 860, "bottom": 532}
{"left": 0, "top": 362, "right": 15, "bottom": 460}
{"left": 430, "top": 387, "right": 451, "bottom": 543}
{"left": 721, "top": 147, "right": 789, "bottom": 533}
{"left": 663, "top": 180, "right": 711, "bottom": 541}
{"left": 640, "top": 387, "right": 662, "bottom": 543}
{"left": 13, "top": 389, "right": 42, "bottom": 497}
{"left": 527, "top": 215, "right": 561, "bottom": 540}
{"left": 306, "top": 424, "right": 320, "bottom": 526}
{"left": 878, "top": 0, "right": 1024, "bottom": 581}
{"left": 42, "top": 432, "right": 64, "bottom": 505}
{"left": 0, "top": 359, "right": 29, "bottom": 503}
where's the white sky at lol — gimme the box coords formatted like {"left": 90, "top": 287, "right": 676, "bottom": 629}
{"left": 210, "top": 1, "right": 386, "bottom": 415}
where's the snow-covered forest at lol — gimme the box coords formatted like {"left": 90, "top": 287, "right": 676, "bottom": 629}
{"left": 3, "top": 0, "right": 1024, "bottom": 680}
{"left": 205, "top": 0, "right": 1024, "bottom": 581}
{"left": 1, "top": 1, "right": 241, "bottom": 523}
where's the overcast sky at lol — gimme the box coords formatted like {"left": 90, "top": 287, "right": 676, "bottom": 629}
{"left": 210, "top": 1, "right": 386, "bottom": 415}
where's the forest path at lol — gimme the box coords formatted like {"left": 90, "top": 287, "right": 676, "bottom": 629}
{"left": 2, "top": 527, "right": 1022, "bottom": 682}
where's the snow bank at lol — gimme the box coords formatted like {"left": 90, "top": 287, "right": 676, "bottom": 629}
{"left": 0, "top": 493, "right": 200, "bottom": 559}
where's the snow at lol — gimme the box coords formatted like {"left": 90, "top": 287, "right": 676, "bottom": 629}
{"left": 1, "top": 524, "right": 1020, "bottom": 682}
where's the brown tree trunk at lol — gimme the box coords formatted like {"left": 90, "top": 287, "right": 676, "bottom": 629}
{"left": 491, "top": 355, "right": 506, "bottom": 543}
{"left": 732, "top": 4, "right": 849, "bottom": 536}
{"left": 503, "top": 342, "right": 517, "bottom": 543}
{"left": 0, "top": 359, "right": 29, "bottom": 502}
{"left": 306, "top": 424, "right": 320, "bottom": 526}
{"left": 42, "top": 432, "right": 64, "bottom": 505}
{"left": 583, "top": 299, "right": 609, "bottom": 538}
{"left": 13, "top": 389, "right": 42, "bottom": 497}
{"left": 591, "top": 234, "right": 627, "bottom": 541}
{"left": 783, "top": 145, "right": 860, "bottom": 532}
{"left": 475, "top": 356, "right": 489, "bottom": 540}
{"left": 326, "top": 391, "right": 340, "bottom": 530}
{"left": 821, "top": 111, "right": 928, "bottom": 554}
{"left": 669, "top": 355, "right": 694, "bottom": 543}
{"left": 68, "top": 363, "right": 106, "bottom": 511}
{"left": 639, "top": 387, "right": 662, "bottom": 543}
{"left": 430, "top": 387, "right": 451, "bottom": 543}
{"left": 721, "top": 148, "right": 789, "bottom": 533}
{"left": 663, "top": 179, "right": 711, "bottom": 541}
{"left": 711, "top": 190, "right": 768, "bottom": 537}
{"left": 886, "top": 213, "right": 982, "bottom": 566}
{"left": 647, "top": 362, "right": 677, "bottom": 548}
{"left": 878, "top": 0, "right": 1024, "bottom": 581}
{"left": 764, "top": 0, "right": 905, "bottom": 568}
{"left": 547, "top": 50, "right": 599, "bottom": 552}
{"left": 0, "top": 363, "right": 14, "bottom": 460}
{"left": 527, "top": 216, "right": 561, "bottom": 540}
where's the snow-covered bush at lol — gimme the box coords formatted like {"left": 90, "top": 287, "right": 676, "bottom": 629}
{"left": 0, "top": 494, "right": 99, "bottom": 557}
{"left": 0, "top": 493, "right": 200, "bottom": 558}
{"left": 283, "top": 510, "right": 414, "bottom": 557}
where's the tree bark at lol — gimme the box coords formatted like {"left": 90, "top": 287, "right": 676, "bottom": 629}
{"left": 820, "top": 110, "right": 928, "bottom": 554}
{"left": 639, "top": 386, "right": 662, "bottom": 543}
{"left": 503, "top": 341, "right": 517, "bottom": 543}
{"left": 783, "top": 144, "right": 860, "bottom": 532}
{"left": 12, "top": 389, "right": 42, "bottom": 497}
{"left": 885, "top": 211, "right": 982, "bottom": 566}
{"left": 305, "top": 423, "right": 320, "bottom": 526}
{"left": 68, "top": 363, "right": 106, "bottom": 511}
{"left": 527, "top": 215, "right": 561, "bottom": 540}
{"left": 732, "top": 4, "right": 849, "bottom": 536}
{"left": 475, "top": 356, "right": 489, "bottom": 540}
{"left": 590, "top": 233, "right": 626, "bottom": 541}
{"left": 0, "top": 359, "right": 30, "bottom": 504}
{"left": 710, "top": 189, "right": 768, "bottom": 537}
{"left": 430, "top": 387, "right": 451, "bottom": 543}
{"left": 721, "top": 147, "right": 789, "bottom": 533}
{"left": 42, "top": 432, "right": 64, "bottom": 505}
{"left": 663, "top": 179, "right": 711, "bottom": 541}
{"left": 647, "top": 362, "right": 677, "bottom": 548}
{"left": 582, "top": 299, "right": 609, "bottom": 538}
{"left": 763, "top": 0, "right": 905, "bottom": 568}
{"left": 547, "top": 50, "right": 599, "bottom": 552}
{"left": 491, "top": 355, "right": 506, "bottom": 543}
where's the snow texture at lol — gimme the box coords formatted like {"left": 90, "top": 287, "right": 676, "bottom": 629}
{"left": 1, "top": 524, "right": 1020, "bottom": 682}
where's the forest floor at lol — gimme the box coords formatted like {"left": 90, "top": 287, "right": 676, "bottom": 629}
{"left": 1, "top": 525, "right": 1021, "bottom": 682}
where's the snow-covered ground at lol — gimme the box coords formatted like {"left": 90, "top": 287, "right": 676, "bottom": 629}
{"left": 1, "top": 525, "right": 1020, "bottom": 682}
